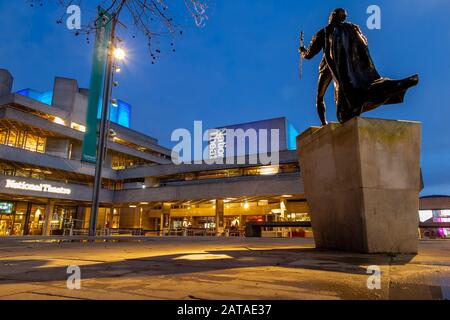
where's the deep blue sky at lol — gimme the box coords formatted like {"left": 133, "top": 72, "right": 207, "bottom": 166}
{"left": 0, "top": 0, "right": 449, "bottom": 195}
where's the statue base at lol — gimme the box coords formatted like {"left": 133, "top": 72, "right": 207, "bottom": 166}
{"left": 297, "top": 117, "right": 421, "bottom": 254}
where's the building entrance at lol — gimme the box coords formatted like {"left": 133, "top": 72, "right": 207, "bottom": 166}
{"left": 0, "top": 215, "right": 13, "bottom": 235}
{"left": 0, "top": 201, "right": 15, "bottom": 235}
{"left": 0, "top": 201, "right": 47, "bottom": 235}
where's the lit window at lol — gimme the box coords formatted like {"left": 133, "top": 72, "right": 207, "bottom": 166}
{"left": 0, "top": 128, "right": 46, "bottom": 153}
{"left": 71, "top": 122, "right": 86, "bottom": 132}
{"left": 0, "top": 130, "right": 6, "bottom": 144}
{"left": 258, "top": 165, "right": 279, "bottom": 175}
{"left": 37, "top": 137, "right": 45, "bottom": 153}
{"left": 7, "top": 130, "right": 18, "bottom": 146}
{"left": 52, "top": 117, "right": 66, "bottom": 126}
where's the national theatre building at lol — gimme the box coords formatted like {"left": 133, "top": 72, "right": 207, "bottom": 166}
{"left": 1, "top": 69, "right": 447, "bottom": 239}
{"left": 0, "top": 69, "right": 309, "bottom": 237}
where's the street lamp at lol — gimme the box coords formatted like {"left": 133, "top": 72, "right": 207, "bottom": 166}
{"left": 113, "top": 47, "right": 126, "bottom": 60}
{"left": 89, "top": 14, "right": 127, "bottom": 237}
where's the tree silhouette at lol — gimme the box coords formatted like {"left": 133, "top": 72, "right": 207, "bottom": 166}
{"left": 27, "top": 0, "right": 209, "bottom": 63}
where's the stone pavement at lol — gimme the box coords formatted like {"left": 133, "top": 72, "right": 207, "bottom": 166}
{"left": 0, "top": 237, "right": 449, "bottom": 300}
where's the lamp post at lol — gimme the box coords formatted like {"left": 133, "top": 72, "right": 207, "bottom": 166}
{"left": 88, "top": 14, "right": 123, "bottom": 237}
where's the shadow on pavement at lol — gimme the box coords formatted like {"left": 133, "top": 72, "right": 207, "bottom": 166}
{"left": 0, "top": 247, "right": 415, "bottom": 285}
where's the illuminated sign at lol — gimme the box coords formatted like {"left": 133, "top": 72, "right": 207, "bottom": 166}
{"left": 5, "top": 180, "right": 72, "bottom": 195}
{"left": 0, "top": 202, "right": 13, "bottom": 214}
{"left": 419, "top": 210, "right": 433, "bottom": 222}
{"left": 440, "top": 210, "right": 450, "bottom": 218}
{"left": 209, "top": 129, "right": 226, "bottom": 159}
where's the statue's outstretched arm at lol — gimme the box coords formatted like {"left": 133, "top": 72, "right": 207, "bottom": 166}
{"left": 300, "top": 28, "right": 325, "bottom": 60}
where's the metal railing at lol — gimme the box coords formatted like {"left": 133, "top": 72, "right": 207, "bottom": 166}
{"left": 60, "top": 227, "right": 246, "bottom": 237}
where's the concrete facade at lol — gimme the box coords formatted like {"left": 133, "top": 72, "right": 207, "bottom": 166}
{"left": 297, "top": 117, "right": 421, "bottom": 254}
{"left": 420, "top": 196, "right": 450, "bottom": 210}
{"left": 0, "top": 69, "right": 12, "bottom": 97}
{"left": 0, "top": 70, "right": 305, "bottom": 236}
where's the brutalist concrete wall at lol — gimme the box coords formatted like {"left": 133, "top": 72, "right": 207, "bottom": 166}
{"left": 0, "top": 69, "right": 13, "bottom": 97}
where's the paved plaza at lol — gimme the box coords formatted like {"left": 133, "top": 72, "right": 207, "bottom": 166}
{"left": 0, "top": 237, "right": 449, "bottom": 300}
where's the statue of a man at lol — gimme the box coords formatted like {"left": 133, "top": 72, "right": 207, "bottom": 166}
{"left": 299, "top": 8, "right": 419, "bottom": 125}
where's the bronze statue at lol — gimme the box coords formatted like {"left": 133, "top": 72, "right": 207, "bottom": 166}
{"left": 299, "top": 8, "right": 419, "bottom": 125}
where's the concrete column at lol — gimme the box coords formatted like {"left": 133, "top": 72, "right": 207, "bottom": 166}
{"left": 75, "top": 206, "right": 84, "bottom": 229}
{"left": 139, "top": 208, "right": 143, "bottom": 229}
{"left": 161, "top": 203, "right": 171, "bottom": 231}
{"left": 105, "top": 206, "right": 114, "bottom": 228}
{"left": 280, "top": 198, "right": 287, "bottom": 221}
{"left": 70, "top": 142, "right": 83, "bottom": 161}
{"left": 104, "top": 151, "right": 113, "bottom": 169}
{"left": 145, "top": 176, "right": 160, "bottom": 188}
{"left": 23, "top": 202, "right": 32, "bottom": 235}
{"left": 118, "top": 207, "right": 139, "bottom": 228}
{"left": 45, "top": 138, "right": 70, "bottom": 159}
{"left": 51, "top": 77, "right": 78, "bottom": 112}
{"left": 215, "top": 199, "right": 224, "bottom": 235}
{"left": 0, "top": 69, "right": 13, "bottom": 97}
{"left": 42, "top": 200, "right": 55, "bottom": 236}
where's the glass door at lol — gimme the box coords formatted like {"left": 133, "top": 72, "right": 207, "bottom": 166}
{"left": 52, "top": 206, "right": 77, "bottom": 235}
{"left": 0, "top": 215, "right": 13, "bottom": 236}
{"left": 27, "top": 205, "right": 45, "bottom": 235}
{"left": 0, "top": 202, "right": 14, "bottom": 236}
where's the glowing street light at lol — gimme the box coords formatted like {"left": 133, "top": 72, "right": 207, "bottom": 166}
{"left": 113, "top": 47, "right": 126, "bottom": 60}
{"left": 89, "top": 16, "right": 129, "bottom": 237}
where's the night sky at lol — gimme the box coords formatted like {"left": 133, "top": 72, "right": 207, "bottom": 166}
{"left": 0, "top": 0, "right": 449, "bottom": 196}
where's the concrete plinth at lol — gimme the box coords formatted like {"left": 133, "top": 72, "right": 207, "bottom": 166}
{"left": 297, "top": 117, "right": 421, "bottom": 254}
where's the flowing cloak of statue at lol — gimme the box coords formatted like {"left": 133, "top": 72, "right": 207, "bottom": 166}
{"left": 323, "top": 22, "right": 419, "bottom": 123}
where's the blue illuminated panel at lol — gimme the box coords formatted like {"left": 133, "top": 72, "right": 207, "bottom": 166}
{"left": 97, "top": 98, "right": 131, "bottom": 128}
{"left": 17, "top": 88, "right": 53, "bottom": 105}
{"left": 18, "top": 88, "right": 131, "bottom": 128}
{"left": 116, "top": 99, "right": 131, "bottom": 128}
{"left": 286, "top": 121, "right": 299, "bottom": 150}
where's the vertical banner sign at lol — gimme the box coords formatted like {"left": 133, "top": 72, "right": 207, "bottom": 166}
{"left": 82, "top": 7, "right": 112, "bottom": 163}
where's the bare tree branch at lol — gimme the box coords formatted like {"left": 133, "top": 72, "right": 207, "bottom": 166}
{"left": 27, "top": 0, "right": 209, "bottom": 62}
